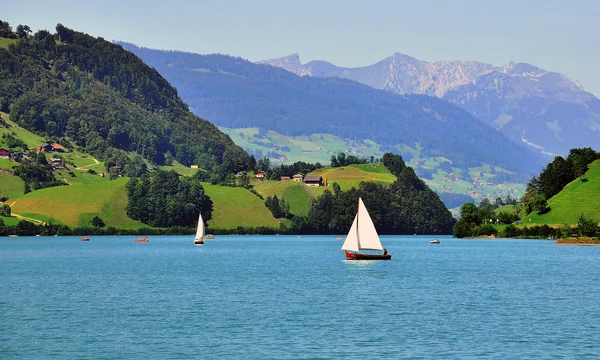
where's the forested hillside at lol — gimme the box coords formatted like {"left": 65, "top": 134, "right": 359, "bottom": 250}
{"left": 0, "top": 22, "right": 248, "bottom": 173}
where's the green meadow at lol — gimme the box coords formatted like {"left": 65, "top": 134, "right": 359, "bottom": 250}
{"left": 10, "top": 177, "right": 146, "bottom": 228}
{"left": 0, "top": 37, "right": 16, "bottom": 49}
{"left": 0, "top": 173, "right": 25, "bottom": 200}
{"left": 202, "top": 183, "right": 280, "bottom": 229}
{"left": 526, "top": 160, "right": 600, "bottom": 226}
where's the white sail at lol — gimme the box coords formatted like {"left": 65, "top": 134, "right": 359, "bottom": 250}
{"left": 341, "top": 214, "right": 359, "bottom": 252}
{"left": 195, "top": 213, "right": 205, "bottom": 241}
{"left": 340, "top": 197, "right": 384, "bottom": 252}
{"left": 356, "top": 198, "right": 383, "bottom": 251}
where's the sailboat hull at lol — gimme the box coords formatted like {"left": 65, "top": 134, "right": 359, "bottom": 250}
{"left": 194, "top": 239, "right": 204, "bottom": 245}
{"left": 345, "top": 251, "right": 391, "bottom": 260}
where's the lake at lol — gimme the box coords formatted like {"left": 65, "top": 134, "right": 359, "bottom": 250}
{"left": 1, "top": 235, "right": 600, "bottom": 359}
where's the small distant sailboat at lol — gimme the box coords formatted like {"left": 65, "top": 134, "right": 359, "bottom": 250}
{"left": 341, "top": 197, "right": 391, "bottom": 260}
{"left": 134, "top": 236, "right": 148, "bottom": 243}
{"left": 205, "top": 234, "right": 215, "bottom": 239}
{"left": 80, "top": 237, "right": 90, "bottom": 241}
{"left": 194, "top": 213, "right": 205, "bottom": 245}
{"left": 430, "top": 239, "right": 440, "bottom": 244}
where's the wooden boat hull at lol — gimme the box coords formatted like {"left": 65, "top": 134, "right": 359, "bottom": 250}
{"left": 345, "top": 251, "right": 391, "bottom": 260}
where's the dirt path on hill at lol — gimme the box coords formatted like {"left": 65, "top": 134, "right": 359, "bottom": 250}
{"left": 75, "top": 158, "right": 99, "bottom": 170}
{"left": 7, "top": 201, "right": 46, "bottom": 225}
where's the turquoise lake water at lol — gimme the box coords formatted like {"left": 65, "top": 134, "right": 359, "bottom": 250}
{"left": 2, "top": 235, "right": 600, "bottom": 359}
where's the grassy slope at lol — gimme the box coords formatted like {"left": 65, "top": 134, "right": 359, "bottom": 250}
{"left": 202, "top": 183, "right": 279, "bottom": 229}
{"left": 252, "top": 180, "right": 320, "bottom": 216}
{"left": 10, "top": 178, "right": 146, "bottom": 228}
{"left": 0, "top": 112, "right": 46, "bottom": 148}
{"left": 311, "top": 163, "right": 396, "bottom": 190}
{"left": 527, "top": 160, "right": 600, "bottom": 225}
{"left": 0, "top": 173, "right": 25, "bottom": 199}
{"left": 0, "top": 216, "right": 20, "bottom": 226}
{"left": 0, "top": 37, "right": 16, "bottom": 49}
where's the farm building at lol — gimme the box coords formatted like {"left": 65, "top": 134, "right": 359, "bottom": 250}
{"left": 304, "top": 175, "right": 323, "bottom": 187}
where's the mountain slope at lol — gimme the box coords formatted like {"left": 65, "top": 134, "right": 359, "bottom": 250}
{"left": 526, "top": 160, "right": 600, "bottom": 225}
{"left": 120, "top": 43, "right": 544, "bottom": 176}
{"left": 0, "top": 26, "right": 248, "bottom": 171}
{"left": 261, "top": 53, "right": 600, "bottom": 156}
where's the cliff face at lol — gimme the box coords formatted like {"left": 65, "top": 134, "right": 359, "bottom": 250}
{"left": 260, "top": 54, "right": 600, "bottom": 156}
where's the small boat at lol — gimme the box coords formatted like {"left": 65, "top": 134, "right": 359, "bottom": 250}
{"left": 81, "top": 237, "right": 90, "bottom": 241}
{"left": 341, "top": 197, "right": 391, "bottom": 260}
{"left": 194, "top": 213, "right": 205, "bottom": 245}
{"left": 430, "top": 239, "right": 440, "bottom": 244}
{"left": 205, "top": 234, "right": 215, "bottom": 239}
{"left": 134, "top": 236, "right": 148, "bottom": 243}
{"left": 336, "top": 236, "right": 343, "bottom": 240}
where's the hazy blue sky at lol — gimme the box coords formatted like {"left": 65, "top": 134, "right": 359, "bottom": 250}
{"left": 4, "top": 0, "right": 599, "bottom": 96}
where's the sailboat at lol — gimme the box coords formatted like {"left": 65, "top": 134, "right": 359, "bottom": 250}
{"left": 341, "top": 197, "right": 391, "bottom": 260}
{"left": 194, "top": 213, "right": 205, "bottom": 245}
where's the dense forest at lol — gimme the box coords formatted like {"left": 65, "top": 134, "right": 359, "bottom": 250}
{"left": 120, "top": 43, "right": 545, "bottom": 177}
{"left": 0, "top": 21, "right": 248, "bottom": 174}
{"left": 126, "top": 170, "right": 212, "bottom": 228}
{"left": 297, "top": 153, "right": 456, "bottom": 235}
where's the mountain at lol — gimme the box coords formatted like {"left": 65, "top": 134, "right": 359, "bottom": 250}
{"left": 260, "top": 54, "right": 600, "bottom": 156}
{"left": 120, "top": 43, "right": 544, "bottom": 177}
{"left": 0, "top": 25, "right": 248, "bottom": 173}
{"left": 260, "top": 53, "right": 496, "bottom": 97}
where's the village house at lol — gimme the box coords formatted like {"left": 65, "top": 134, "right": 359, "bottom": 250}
{"left": 38, "top": 143, "right": 53, "bottom": 152}
{"left": 49, "top": 158, "right": 63, "bottom": 168}
{"left": 51, "top": 143, "right": 64, "bottom": 152}
{"left": 38, "top": 143, "right": 65, "bottom": 153}
{"left": 292, "top": 173, "right": 304, "bottom": 182}
{"left": 255, "top": 171, "right": 265, "bottom": 179}
{"left": 303, "top": 175, "right": 323, "bottom": 187}
{"left": 280, "top": 176, "right": 291, "bottom": 181}
{"left": 0, "top": 147, "right": 9, "bottom": 159}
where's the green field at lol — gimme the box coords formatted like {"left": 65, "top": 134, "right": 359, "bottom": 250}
{"left": 160, "top": 160, "right": 198, "bottom": 177}
{"left": 310, "top": 164, "right": 396, "bottom": 190}
{"left": 0, "top": 216, "right": 20, "bottom": 226}
{"left": 0, "top": 37, "right": 16, "bottom": 49}
{"left": 252, "top": 180, "right": 320, "bottom": 216}
{"left": 526, "top": 160, "right": 600, "bottom": 225}
{"left": 0, "top": 158, "right": 15, "bottom": 171}
{"left": 0, "top": 173, "right": 25, "bottom": 199}
{"left": 220, "top": 127, "right": 387, "bottom": 165}
{"left": 202, "top": 183, "right": 279, "bottom": 229}
{"left": 10, "top": 177, "right": 146, "bottom": 228}
{"left": 0, "top": 113, "right": 46, "bottom": 148}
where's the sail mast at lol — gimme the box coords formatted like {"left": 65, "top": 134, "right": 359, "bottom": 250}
{"left": 356, "top": 196, "right": 361, "bottom": 250}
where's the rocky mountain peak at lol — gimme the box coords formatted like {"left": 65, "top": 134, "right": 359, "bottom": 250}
{"left": 258, "top": 53, "right": 305, "bottom": 75}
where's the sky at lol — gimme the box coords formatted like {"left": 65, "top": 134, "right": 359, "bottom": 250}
{"left": 4, "top": 0, "right": 600, "bottom": 96}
